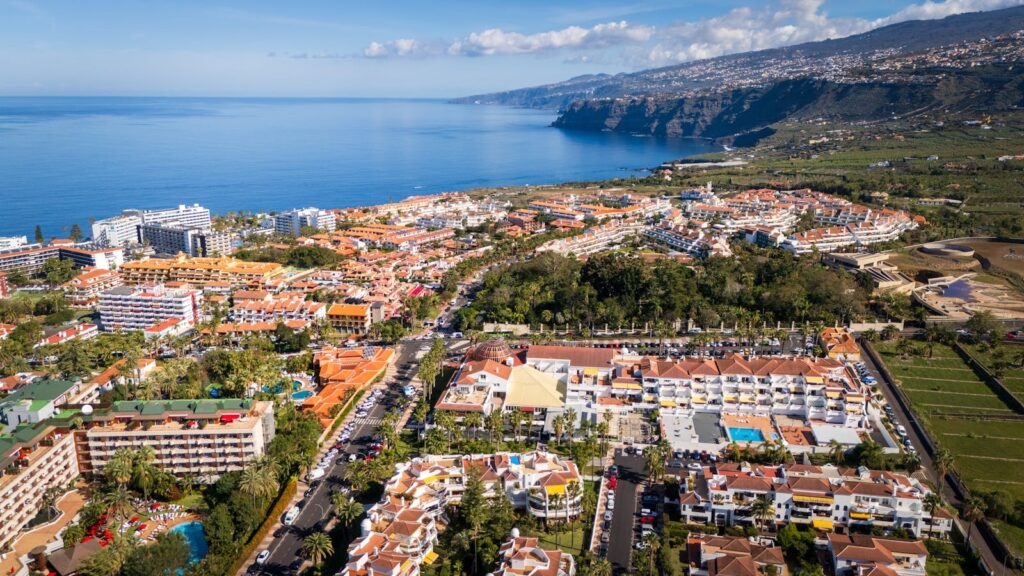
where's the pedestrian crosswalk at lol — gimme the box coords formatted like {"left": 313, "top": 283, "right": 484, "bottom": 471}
{"left": 355, "top": 416, "right": 383, "bottom": 426}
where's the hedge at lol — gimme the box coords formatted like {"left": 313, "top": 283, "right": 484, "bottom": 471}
{"left": 229, "top": 476, "right": 299, "bottom": 576}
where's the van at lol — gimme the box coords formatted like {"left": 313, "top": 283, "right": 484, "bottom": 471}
{"left": 284, "top": 506, "right": 300, "bottom": 525}
{"left": 307, "top": 468, "right": 326, "bottom": 482}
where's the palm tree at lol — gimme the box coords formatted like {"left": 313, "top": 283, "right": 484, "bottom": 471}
{"left": 104, "top": 448, "right": 134, "bottom": 485}
{"left": 923, "top": 493, "right": 942, "bottom": 538}
{"left": 934, "top": 448, "right": 954, "bottom": 486}
{"left": 413, "top": 401, "right": 430, "bottom": 440}
{"left": 548, "top": 493, "right": 563, "bottom": 543}
{"left": 563, "top": 408, "right": 578, "bottom": 444}
{"left": 333, "top": 493, "right": 363, "bottom": 539}
{"left": 642, "top": 532, "right": 661, "bottom": 576}
{"left": 751, "top": 496, "right": 774, "bottom": 532}
{"left": 464, "top": 412, "right": 484, "bottom": 442}
{"left": 552, "top": 416, "right": 566, "bottom": 448}
{"left": 588, "top": 559, "right": 613, "bottom": 576}
{"left": 962, "top": 496, "right": 986, "bottom": 553}
{"left": 303, "top": 532, "right": 334, "bottom": 566}
{"left": 487, "top": 408, "right": 504, "bottom": 446}
{"left": 828, "top": 439, "right": 846, "bottom": 465}
{"left": 565, "top": 481, "right": 582, "bottom": 550}
{"left": 104, "top": 486, "right": 134, "bottom": 524}
{"left": 239, "top": 463, "right": 276, "bottom": 506}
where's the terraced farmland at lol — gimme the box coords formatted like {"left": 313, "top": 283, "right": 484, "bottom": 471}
{"left": 875, "top": 342, "right": 1024, "bottom": 501}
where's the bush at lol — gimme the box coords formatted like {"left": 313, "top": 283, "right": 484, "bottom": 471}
{"left": 228, "top": 476, "right": 298, "bottom": 576}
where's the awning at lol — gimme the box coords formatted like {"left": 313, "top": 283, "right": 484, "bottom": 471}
{"left": 793, "top": 495, "right": 834, "bottom": 505}
{"left": 812, "top": 519, "right": 834, "bottom": 530}
{"left": 545, "top": 484, "right": 566, "bottom": 496}
{"left": 849, "top": 511, "right": 871, "bottom": 520}
{"left": 583, "top": 368, "right": 599, "bottom": 377}
{"left": 660, "top": 400, "right": 677, "bottom": 407}
{"left": 613, "top": 381, "right": 642, "bottom": 390}
{"left": 422, "top": 551, "right": 439, "bottom": 565}
{"left": 825, "top": 390, "right": 841, "bottom": 399}
{"left": 692, "top": 396, "right": 707, "bottom": 403}
{"left": 806, "top": 376, "right": 824, "bottom": 384}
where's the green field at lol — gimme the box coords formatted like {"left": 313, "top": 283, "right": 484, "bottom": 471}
{"left": 875, "top": 342, "right": 1024, "bottom": 502}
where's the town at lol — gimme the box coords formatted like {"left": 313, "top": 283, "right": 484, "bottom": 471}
{"left": 0, "top": 175, "right": 1021, "bottom": 576}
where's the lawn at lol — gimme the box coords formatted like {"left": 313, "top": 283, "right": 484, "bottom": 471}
{"left": 520, "top": 526, "right": 588, "bottom": 557}
{"left": 874, "top": 342, "right": 1024, "bottom": 501}
{"left": 989, "top": 519, "right": 1024, "bottom": 560}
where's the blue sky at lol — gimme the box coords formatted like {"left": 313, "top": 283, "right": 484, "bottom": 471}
{"left": 1, "top": 0, "right": 1021, "bottom": 97}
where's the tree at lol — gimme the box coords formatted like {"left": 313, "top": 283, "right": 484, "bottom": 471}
{"left": 487, "top": 408, "right": 504, "bottom": 445}
{"left": 70, "top": 223, "right": 84, "bottom": 242}
{"left": 963, "top": 496, "right": 986, "bottom": 552}
{"left": 751, "top": 496, "right": 774, "bottom": 531}
{"left": 62, "top": 523, "right": 86, "bottom": 548}
{"left": 205, "top": 503, "right": 236, "bottom": 554}
{"left": 965, "top": 311, "right": 1001, "bottom": 342}
{"left": 923, "top": 493, "right": 942, "bottom": 538}
{"left": 104, "top": 448, "right": 135, "bottom": 485}
{"left": 303, "top": 532, "right": 334, "bottom": 566}
{"left": 828, "top": 439, "right": 846, "bottom": 465}
{"left": 122, "top": 533, "right": 190, "bottom": 576}
{"left": 42, "top": 257, "right": 77, "bottom": 285}
{"left": 934, "top": 448, "right": 954, "bottom": 485}
{"left": 333, "top": 493, "right": 364, "bottom": 540}
{"left": 565, "top": 480, "right": 582, "bottom": 549}
{"left": 34, "top": 224, "right": 44, "bottom": 244}
{"left": 413, "top": 401, "right": 430, "bottom": 440}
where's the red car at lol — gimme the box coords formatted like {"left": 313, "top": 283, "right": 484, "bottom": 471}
{"left": 608, "top": 476, "right": 618, "bottom": 489}
{"left": 640, "top": 515, "right": 656, "bottom": 524}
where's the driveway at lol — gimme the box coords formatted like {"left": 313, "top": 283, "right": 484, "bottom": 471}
{"left": 607, "top": 453, "right": 646, "bottom": 575}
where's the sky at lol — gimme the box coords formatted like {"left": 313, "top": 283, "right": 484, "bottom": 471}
{"left": 1, "top": 0, "right": 1022, "bottom": 98}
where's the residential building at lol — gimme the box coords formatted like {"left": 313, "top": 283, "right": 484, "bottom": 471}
{"left": 36, "top": 323, "right": 99, "bottom": 348}
{"left": 645, "top": 226, "right": 733, "bottom": 259}
{"left": 326, "top": 303, "right": 372, "bottom": 334}
{"left": 62, "top": 267, "right": 123, "bottom": 307}
{"left": 0, "top": 243, "right": 125, "bottom": 275}
{"left": 492, "top": 536, "right": 576, "bottom": 576}
{"left": 92, "top": 213, "right": 143, "bottom": 247}
{"left": 678, "top": 463, "right": 952, "bottom": 537}
{"left": 820, "top": 328, "right": 861, "bottom": 361}
{"left": 98, "top": 283, "right": 202, "bottom": 332}
{"left": 0, "top": 378, "right": 83, "bottom": 432}
{"left": 275, "top": 207, "right": 337, "bottom": 235}
{"left": 137, "top": 221, "right": 232, "bottom": 257}
{"left": 535, "top": 221, "right": 644, "bottom": 257}
{"left": 119, "top": 255, "right": 284, "bottom": 287}
{"left": 687, "top": 534, "right": 787, "bottom": 576}
{"left": 230, "top": 293, "right": 327, "bottom": 324}
{"left": 136, "top": 204, "right": 212, "bottom": 229}
{"left": 74, "top": 399, "right": 275, "bottom": 481}
{"left": 827, "top": 533, "right": 928, "bottom": 576}
{"left": 309, "top": 346, "right": 393, "bottom": 427}
{"left": 0, "top": 422, "right": 79, "bottom": 552}
{"left": 0, "top": 236, "right": 28, "bottom": 250}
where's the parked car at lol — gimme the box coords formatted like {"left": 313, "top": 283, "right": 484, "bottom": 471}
{"left": 256, "top": 551, "right": 270, "bottom": 565}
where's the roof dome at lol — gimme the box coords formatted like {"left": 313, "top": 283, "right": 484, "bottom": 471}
{"left": 471, "top": 338, "right": 513, "bottom": 362}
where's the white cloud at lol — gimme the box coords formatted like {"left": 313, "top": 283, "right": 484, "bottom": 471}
{"left": 357, "top": 0, "right": 1024, "bottom": 64}
{"left": 447, "top": 21, "right": 654, "bottom": 56}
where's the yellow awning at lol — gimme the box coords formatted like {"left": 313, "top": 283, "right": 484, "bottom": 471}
{"left": 812, "top": 519, "right": 834, "bottom": 530}
{"left": 692, "top": 396, "right": 706, "bottom": 403}
{"left": 643, "top": 394, "right": 657, "bottom": 402}
{"left": 806, "top": 376, "right": 824, "bottom": 384}
{"left": 422, "top": 551, "right": 439, "bottom": 565}
{"left": 825, "top": 390, "right": 841, "bottom": 399}
{"left": 660, "top": 399, "right": 677, "bottom": 407}
{"left": 584, "top": 368, "right": 599, "bottom": 377}
{"left": 545, "top": 484, "right": 566, "bottom": 496}
{"left": 724, "top": 395, "right": 738, "bottom": 403}
{"left": 849, "top": 511, "right": 871, "bottom": 520}
{"left": 613, "top": 381, "right": 642, "bottom": 390}
{"left": 793, "top": 495, "right": 834, "bottom": 505}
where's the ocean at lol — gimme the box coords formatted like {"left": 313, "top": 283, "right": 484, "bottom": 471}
{"left": 0, "top": 97, "right": 716, "bottom": 239}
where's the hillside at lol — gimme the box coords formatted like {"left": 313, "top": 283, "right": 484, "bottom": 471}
{"left": 452, "top": 5, "right": 1024, "bottom": 110}
{"left": 552, "top": 65, "right": 1024, "bottom": 141}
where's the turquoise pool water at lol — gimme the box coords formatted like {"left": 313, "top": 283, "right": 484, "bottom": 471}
{"left": 292, "top": 390, "right": 314, "bottom": 401}
{"left": 169, "top": 521, "right": 208, "bottom": 563}
{"left": 728, "top": 427, "right": 766, "bottom": 443}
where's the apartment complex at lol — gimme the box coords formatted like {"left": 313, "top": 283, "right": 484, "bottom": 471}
{"left": 492, "top": 536, "right": 576, "bottom": 576}
{"left": 0, "top": 243, "right": 125, "bottom": 275}
{"left": 644, "top": 226, "right": 733, "bottom": 259}
{"left": 119, "top": 255, "right": 284, "bottom": 287}
{"left": 342, "top": 452, "right": 581, "bottom": 576}
{"left": 326, "top": 303, "right": 373, "bottom": 334}
{"left": 687, "top": 534, "right": 787, "bottom": 576}
{"left": 137, "top": 221, "right": 232, "bottom": 257}
{"left": 98, "top": 283, "right": 202, "bottom": 332}
{"left": 0, "top": 422, "right": 79, "bottom": 551}
{"left": 678, "top": 462, "right": 952, "bottom": 537}
{"left": 275, "top": 207, "right": 337, "bottom": 235}
{"left": 0, "top": 379, "right": 86, "bottom": 433}
{"left": 92, "top": 213, "right": 144, "bottom": 247}
{"left": 74, "top": 399, "right": 275, "bottom": 481}
{"left": 92, "top": 204, "right": 212, "bottom": 247}
{"left": 536, "top": 220, "right": 644, "bottom": 257}
{"left": 229, "top": 293, "right": 327, "bottom": 324}
{"left": 62, "top": 267, "right": 123, "bottom": 307}
{"left": 0, "top": 236, "right": 28, "bottom": 251}
{"left": 827, "top": 533, "right": 928, "bottom": 576}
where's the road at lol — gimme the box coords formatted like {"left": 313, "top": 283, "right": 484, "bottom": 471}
{"left": 607, "top": 453, "right": 646, "bottom": 575}
{"left": 861, "top": 349, "right": 1014, "bottom": 576}
{"left": 256, "top": 340, "right": 430, "bottom": 576}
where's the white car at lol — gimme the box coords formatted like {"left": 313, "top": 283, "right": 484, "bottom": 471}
{"left": 284, "top": 506, "right": 300, "bottom": 525}
{"left": 607, "top": 499, "right": 615, "bottom": 511}
{"left": 256, "top": 550, "right": 270, "bottom": 565}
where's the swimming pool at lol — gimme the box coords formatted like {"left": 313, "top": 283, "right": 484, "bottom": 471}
{"left": 728, "top": 427, "right": 766, "bottom": 443}
{"left": 169, "top": 521, "right": 208, "bottom": 563}
{"left": 292, "top": 390, "right": 314, "bottom": 401}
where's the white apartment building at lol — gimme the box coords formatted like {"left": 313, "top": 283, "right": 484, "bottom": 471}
{"left": 275, "top": 208, "right": 337, "bottom": 236}
{"left": 0, "top": 423, "right": 79, "bottom": 551}
{"left": 136, "top": 204, "right": 212, "bottom": 229}
{"left": 0, "top": 236, "right": 28, "bottom": 250}
{"left": 828, "top": 534, "right": 928, "bottom": 576}
{"left": 75, "top": 399, "right": 275, "bottom": 482}
{"left": 645, "top": 226, "right": 733, "bottom": 259}
{"left": 92, "top": 214, "right": 143, "bottom": 247}
{"left": 678, "top": 462, "right": 952, "bottom": 537}
{"left": 535, "top": 221, "right": 643, "bottom": 257}
{"left": 99, "top": 283, "right": 202, "bottom": 332}
{"left": 229, "top": 294, "right": 327, "bottom": 324}
{"left": 137, "top": 221, "right": 232, "bottom": 257}
{"left": 636, "top": 356, "right": 868, "bottom": 427}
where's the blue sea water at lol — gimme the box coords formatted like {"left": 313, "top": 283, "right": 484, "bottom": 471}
{"left": 0, "top": 97, "right": 716, "bottom": 239}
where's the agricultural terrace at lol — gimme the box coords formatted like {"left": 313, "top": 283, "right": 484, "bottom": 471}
{"left": 874, "top": 342, "right": 1024, "bottom": 500}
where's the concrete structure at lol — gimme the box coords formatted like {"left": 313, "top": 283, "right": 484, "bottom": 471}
{"left": 75, "top": 399, "right": 275, "bottom": 482}
{"left": 62, "top": 267, "right": 122, "bottom": 307}
{"left": 0, "top": 243, "right": 124, "bottom": 275}
{"left": 0, "top": 422, "right": 79, "bottom": 552}
{"left": 492, "top": 536, "right": 576, "bottom": 576}
{"left": 137, "top": 221, "right": 232, "bottom": 257}
{"left": 136, "top": 204, "right": 212, "bottom": 230}
{"left": 119, "top": 255, "right": 284, "bottom": 287}
{"left": 98, "top": 283, "right": 202, "bottom": 332}
{"left": 687, "top": 534, "right": 786, "bottom": 576}
{"left": 326, "top": 303, "right": 373, "bottom": 334}
{"left": 0, "top": 236, "right": 28, "bottom": 251}
{"left": 827, "top": 533, "right": 928, "bottom": 576}
{"left": 0, "top": 379, "right": 82, "bottom": 433}
{"left": 92, "top": 213, "right": 142, "bottom": 247}
{"left": 275, "top": 208, "right": 337, "bottom": 236}
{"left": 678, "top": 463, "right": 951, "bottom": 537}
